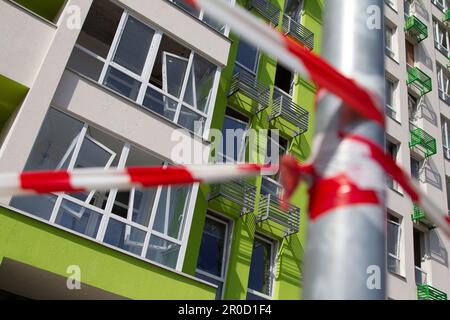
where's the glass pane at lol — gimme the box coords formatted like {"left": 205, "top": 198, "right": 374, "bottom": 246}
{"left": 171, "top": 0, "right": 201, "bottom": 17}
{"left": 177, "top": 106, "right": 205, "bottom": 135}
{"left": 103, "top": 219, "right": 146, "bottom": 255}
{"left": 55, "top": 199, "right": 102, "bottom": 239}
{"left": 10, "top": 194, "right": 58, "bottom": 221}
{"left": 67, "top": 47, "right": 104, "bottom": 81}
{"left": 103, "top": 67, "right": 141, "bottom": 100}
{"left": 235, "top": 40, "right": 258, "bottom": 74}
{"left": 195, "top": 272, "right": 224, "bottom": 300}
{"left": 248, "top": 237, "right": 273, "bottom": 296}
{"left": 76, "top": 0, "right": 123, "bottom": 58}
{"left": 152, "top": 185, "right": 191, "bottom": 241}
{"left": 387, "top": 221, "right": 399, "bottom": 256}
{"left": 113, "top": 16, "right": 155, "bottom": 75}
{"left": 164, "top": 53, "right": 189, "bottom": 98}
{"left": 221, "top": 114, "right": 248, "bottom": 163}
{"left": 22, "top": 108, "right": 84, "bottom": 171}
{"left": 197, "top": 217, "right": 226, "bottom": 277}
{"left": 146, "top": 235, "right": 180, "bottom": 268}
{"left": 261, "top": 177, "right": 282, "bottom": 197}
{"left": 284, "top": 0, "right": 303, "bottom": 22}
{"left": 183, "top": 54, "right": 217, "bottom": 113}
{"left": 203, "top": 14, "right": 226, "bottom": 34}
{"left": 149, "top": 35, "right": 190, "bottom": 94}
{"left": 125, "top": 146, "right": 162, "bottom": 226}
{"left": 142, "top": 87, "right": 178, "bottom": 121}
{"left": 247, "top": 291, "right": 269, "bottom": 300}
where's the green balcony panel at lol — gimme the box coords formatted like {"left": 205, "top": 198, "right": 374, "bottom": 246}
{"left": 13, "top": 0, "right": 66, "bottom": 22}
{"left": 407, "top": 66, "right": 432, "bottom": 96}
{"left": 411, "top": 204, "right": 426, "bottom": 222}
{"left": 0, "top": 74, "right": 29, "bottom": 131}
{"left": 411, "top": 204, "right": 437, "bottom": 229}
{"left": 445, "top": 9, "right": 450, "bottom": 22}
{"left": 405, "top": 15, "right": 428, "bottom": 43}
{"left": 409, "top": 127, "right": 437, "bottom": 158}
{"left": 417, "top": 284, "right": 448, "bottom": 300}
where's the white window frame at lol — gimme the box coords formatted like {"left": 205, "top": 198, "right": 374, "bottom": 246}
{"left": 387, "top": 215, "right": 402, "bottom": 276}
{"left": 385, "top": 77, "right": 399, "bottom": 121}
{"left": 195, "top": 213, "right": 233, "bottom": 300}
{"left": 219, "top": 111, "right": 250, "bottom": 164}
{"left": 433, "top": 19, "right": 450, "bottom": 57}
{"left": 442, "top": 117, "right": 450, "bottom": 160}
{"left": 20, "top": 108, "right": 197, "bottom": 272}
{"left": 68, "top": 8, "right": 221, "bottom": 139}
{"left": 385, "top": 24, "right": 397, "bottom": 60}
{"left": 247, "top": 234, "right": 277, "bottom": 300}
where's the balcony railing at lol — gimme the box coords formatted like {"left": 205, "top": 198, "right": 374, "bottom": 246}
{"left": 409, "top": 125, "right": 437, "bottom": 158}
{"left": 417, "top": 284, "right": 448, "bottom": 300}
{"left": 281, "top": 15, "right": 314, "bottom": 50}
{"left": 247, "top": 0, "right": 281, "bottom": 26}
{"left": 256, "top": 187, "right": 300, "bottom": 237}
{"left": 209, "top": 179, "right": 257, "bottom": 216}
{"left": 228, "top": 70, "right": 271, "bottom": 112}
{"left": 411, "top": 204, "right": 436, "bottom": 229}
{"left": 404, "top": 15, "right": 428, "bottom": 43}
{"left": 445, "top": 9, "right": 450, "bottom": 22}
{"left": 407, "top": 65, "right": 432, "bottom": 96}
{"left": 269, "top": 95, "right": 309, "bottom": 137}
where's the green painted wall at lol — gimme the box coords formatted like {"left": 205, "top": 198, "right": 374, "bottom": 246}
{"left": 0, "top": 207, "right": 216, "bottom": 300}
{"left": 183, "top": 0, "right": 324, "bottom": 300}
{"left": 0, "top": 74, "right": 28, "bottom": 132}
{"left": 13, "top": 0, "right": 66, "bottom": 22}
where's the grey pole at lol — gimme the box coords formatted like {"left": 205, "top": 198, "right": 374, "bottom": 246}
{"left": 302, "top": 0, "right": 386, "bottom": 300}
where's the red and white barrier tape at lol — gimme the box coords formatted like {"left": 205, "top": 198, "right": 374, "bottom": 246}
{"left": 188, "top": 0, "right": 384, "bottom": 125}
{"left": 0, "top": 1, "right": 448, "bottom": 237}
{"left": 0, "top": 164, "right": 277, "bottom": 197}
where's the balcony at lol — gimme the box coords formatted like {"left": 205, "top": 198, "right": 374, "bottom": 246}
{"left": 209, "top": 179, "right": 257, "bottom": 216}
{"left": 228, "top": 70, "right": 271, "bottom": 112}
{"left": 409, "top": 126, "right": 437, "bottom": 158}
{"left": 445, "top": 9, "right": 450, "bottom": 22}
{"left": 407, "top": 65, "right": 432, "bottom": 97}
{"left": 417, "top": 284, "right": 448, "bottom": 300}
{"left": 411, "top": 204, "right": 436, "bottom": 229}
{"left": 256, "top": 180, "right": 300, "bottom": 237}
{"left": 13, "top": 0, "right": 66, "bottom": 22}
{"left": 247, "top": 0, "right": 281, "bottom": 26}
{"left": 281, "top": 15, "right": 314, "bottom": 51}
{"left": 269, "top": 95, "right": 309, "bottom": 137}
{"left": 404, "top": 15, "right": 428, "bottom": 43}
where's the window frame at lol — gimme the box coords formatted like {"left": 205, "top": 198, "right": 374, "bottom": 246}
{"left": 247, "top": 234, "right": 278, "bottom": 300}
{"left": 67, "top": 7, "right": 221, "bottom": 139}
{"left": 195, "top": 212, "right": 233, "bottom": 300}
{"left": 11, "top": 107, "right": 198, "bottom": 272}
{"left": 387, "top": 214, "right": 403, "bottom": 276}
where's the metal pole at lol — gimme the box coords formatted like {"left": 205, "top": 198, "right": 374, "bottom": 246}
{"left": 302, "top": 0, "right": 386, "bottom": 300}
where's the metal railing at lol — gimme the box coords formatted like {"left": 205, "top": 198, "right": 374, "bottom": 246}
{"left": 281, "top": 15, "right": 314, "bottom": 50}
{"left": 417, "top": 284, "right": 448, "bottom": 300}
{"left": 407, "top": 65, "right": 432, "bottom": 96}
{"left": 269, "top": 95, "right": 309, "bottom": 137}
{"left": 256, "top": 190, "right": 300, "bottom": 237}
{"left": 248, "top": 0, "right": 281, "bottom": 26}
{"left": 209, "top": 179, "right": 257, "bottom": 216}
{"left": 408, "top": 123, "right": 437, "bottom": 158}
{"left": 404, "top": 14, "right": 428, "bottom": 43}
{"left": 228, "top": 70, "right": 271, "bottom": 112}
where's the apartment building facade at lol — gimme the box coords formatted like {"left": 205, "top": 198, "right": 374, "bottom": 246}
{"left": 0, "top": 0, "right": 322, "bottom": 300}
{"left": 1, "top": 0, "right": 448, "bottom": 301}
{"left": 384, "top": 0, "right": 450, "bottom": 300}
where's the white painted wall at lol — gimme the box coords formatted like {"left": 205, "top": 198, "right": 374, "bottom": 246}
{"left": 385, "top": 0, "right": 450, "bottom": 300}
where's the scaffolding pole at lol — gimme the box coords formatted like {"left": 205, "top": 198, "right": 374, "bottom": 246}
{"left": 302, "top": 0, "right": 387, "bottom": 300}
